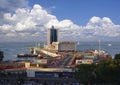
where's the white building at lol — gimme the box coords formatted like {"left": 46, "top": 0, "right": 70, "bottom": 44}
{"left": 26, "top": 67, "right": 73, "bottom": 77}
{"left": 76, "top": 59, "right": 93, "bottom": 65}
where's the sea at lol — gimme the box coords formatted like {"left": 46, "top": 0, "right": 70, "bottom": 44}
{"left": 0, "top": 41, "right": 120, "bottom": 61}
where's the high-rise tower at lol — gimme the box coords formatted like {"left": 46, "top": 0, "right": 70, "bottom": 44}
{"left": 47, "top": 26, "right": 58, "bottom": 44}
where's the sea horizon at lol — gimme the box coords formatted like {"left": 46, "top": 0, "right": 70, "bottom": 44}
{"left": 0, "top": 41, "right": 120, "bottom": 61}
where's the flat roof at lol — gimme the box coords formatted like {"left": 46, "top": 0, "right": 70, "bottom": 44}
{"left": 27, "top": 67, "right": 73, "bottom": 72}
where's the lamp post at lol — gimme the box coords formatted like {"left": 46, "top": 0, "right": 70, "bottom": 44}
{"left": 98, "top": 40, "right": 101, "bottom": 56}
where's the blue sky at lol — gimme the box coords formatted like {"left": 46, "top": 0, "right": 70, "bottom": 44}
{"left": 29, "top": 0, "right": 120, "bottom": 25}
{"left": 0, "top": 0, "right": 120, "bottom": 42}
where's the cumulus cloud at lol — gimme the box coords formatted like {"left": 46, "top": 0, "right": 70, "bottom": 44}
{"left": 86, "top": 16, "right": 120, "bottom": 37}
{"left": 0, "top": 4, "right": 57, "bottom": 42}
{"left": 0, "top": 0, "right": 28, "bottom": 25}
{"left": 0, "top": 3, "right": 120, "bottom": 42}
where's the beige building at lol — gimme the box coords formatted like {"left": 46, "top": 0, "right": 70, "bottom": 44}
{"left": 46, "top": 42, "right": 76, "bottom": 52}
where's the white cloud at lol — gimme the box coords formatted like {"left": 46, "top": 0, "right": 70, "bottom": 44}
{"left": 0, "top": 4, "right": 120, "bottom": 42}
{"left": 46, "top": 19, "right": 59, "bottom": 28}
{"left": 85, "top": 16, "right": 120, "bottom": 38}
{"left": 0, "top": 0, "right": 28, "bottom": 25}
{"left": 89, "top": 16, "right": 101, "bottom": 24}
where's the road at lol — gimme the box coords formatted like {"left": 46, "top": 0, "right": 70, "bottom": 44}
{"left": 56, "top": 54, "right": 72, "bottom": 67}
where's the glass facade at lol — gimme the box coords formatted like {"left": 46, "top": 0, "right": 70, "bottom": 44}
{"left": 49, "top": 26, "right": 58, "bottom": 44}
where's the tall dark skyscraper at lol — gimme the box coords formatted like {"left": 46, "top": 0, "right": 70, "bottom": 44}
{"left": 47, "top": 26, "right": 58, "bottom": 44}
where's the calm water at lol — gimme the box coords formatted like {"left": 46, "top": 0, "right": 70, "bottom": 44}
{"left": 0, "top": 41, "right": 120, "bottom": 60}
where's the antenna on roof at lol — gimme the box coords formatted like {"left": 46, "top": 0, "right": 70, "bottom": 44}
{"left": 98, "top": 40, "right": 101, "bottom": 56}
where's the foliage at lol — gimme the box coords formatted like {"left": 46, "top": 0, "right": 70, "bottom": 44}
{"left": 75, "top": 59, "right": 120, "bottom": 84}
{"left": 97, "top": 59, "right": 120, "bottom": 84}
{"left": 0, "top": 51, "right": 4, "bottom": 61}
{"left": 114, "top": 53, "right": 120, "bottom": 59}
{"left": 75, "top": 64, "right": 96, "bottom": 85}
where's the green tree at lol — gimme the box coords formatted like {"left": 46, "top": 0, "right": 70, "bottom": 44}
{"left": 115, "top": 53, "right": 120, "bottom": 59}
{"left": 0, "top": 51, "right": 4, "bottom": 61}
{"left": 75, "top": 64, "right": 96, "bottom": 85}
{"left": 75, "top": 59, "right": 120, "bottom": 84}
{"left": 97, "top": 59, "right": 120, "bottom": 84}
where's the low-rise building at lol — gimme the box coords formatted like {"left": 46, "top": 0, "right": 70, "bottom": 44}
{"left": 45, "top": 42, "right": 76, "bottom": 52}
{"left": 58, "top": 42, "right": 76, "bottom": 51}
{"left": 76, "top": 59, "right": 93, "bottom": 65}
